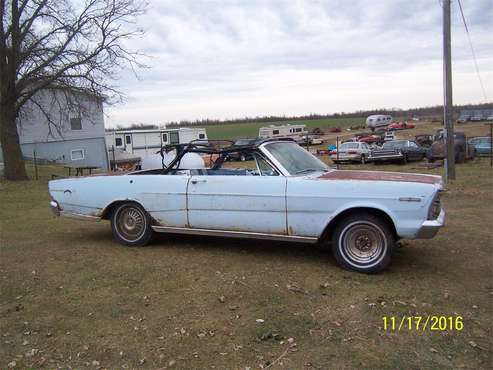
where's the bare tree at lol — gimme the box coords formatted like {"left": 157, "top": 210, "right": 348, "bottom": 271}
{"left": 0, "top": 0, "right": 145, "bottom": 180}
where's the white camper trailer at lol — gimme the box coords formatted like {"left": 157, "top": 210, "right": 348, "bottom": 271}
{"left": 105, "top": 127, "right": 208, "bottom": 158}
{"left": 366, "top": 115, "right": 392, "bottom": 130}
{"left": 258, "top": 124, "right": 307, "bottom": 140}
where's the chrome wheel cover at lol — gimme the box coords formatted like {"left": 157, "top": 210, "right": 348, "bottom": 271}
{"left": 116, "top": 206, "right": 146, "bottom": 241}
{"left": 339, "top": 221, "right": 387, "bottom": 268}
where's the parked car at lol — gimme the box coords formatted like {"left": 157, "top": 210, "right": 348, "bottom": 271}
{"left": 457, "top": 116, "right": 469, "bottom": 124}
{"left": 330, "top": 142, "right": 371, "bottom": 164}
{"left": 487, "top": 115, "right": 493, "bottom": 121}
{"left": 468, "top": 136, "right": 492, "bottom": 156}
{"left": 415, "top": 134, "right": 434, "bottom": 148}
{"left": 370, "top": 140, "right": 427, "bottom": 164}
{"left": 427, "top": 130, "right": 476, "bottom": 163}
{"left": 355, "top": 134, "right": 382, "bottom": 145}
{"left": 470, "top": 115, "right": 483, "bottom": 122}
{"left": 388, "top": 121, "right": 416, "bottom": 130}
{"left": 49, "top": 138, "right": 445, "bottom": 274}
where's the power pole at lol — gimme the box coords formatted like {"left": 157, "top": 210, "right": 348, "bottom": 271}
{"left": 443, "top": 0, "right": 455, "bottom": 180}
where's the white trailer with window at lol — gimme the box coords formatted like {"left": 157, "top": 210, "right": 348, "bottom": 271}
{"left": 258, "top": 124, "right": 307, "bottom": 140}
{"left": 105, "top": 127, "right": 208, "bottom": 158}
{"left": 366, "top": 115, "right": 393, "bottom": 130}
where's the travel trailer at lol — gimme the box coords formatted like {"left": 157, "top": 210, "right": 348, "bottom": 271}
{"left": 366, "top": 115, "right": 393, "bottom": 130}
{"left": 105, "top": 127, "right": 208, "bottom": 158}
{"left": 258, "top": 124, "right": 307, "bottom": 140}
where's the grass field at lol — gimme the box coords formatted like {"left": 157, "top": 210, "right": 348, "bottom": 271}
{"left": 1, "top": 124, "right": 492, "bottom": 369}
{"left": 205, "top": 117, "right": 366, "bottom": 140}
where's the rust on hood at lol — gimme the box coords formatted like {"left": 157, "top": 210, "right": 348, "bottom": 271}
{"left": 318, "top": 170, "right": 442, "bottom": 185}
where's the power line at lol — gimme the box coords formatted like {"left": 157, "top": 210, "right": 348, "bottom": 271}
{"left": 457, "top": 0, "right": 488, "bottom": 102}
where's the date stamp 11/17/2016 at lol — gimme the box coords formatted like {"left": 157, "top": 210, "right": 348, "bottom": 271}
{"left": 382, "top": 315, "right": 464, "bottom": 332}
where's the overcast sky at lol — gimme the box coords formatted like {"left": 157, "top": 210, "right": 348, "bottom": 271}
{"left": 106, "top": 0, "right": 493, "bottom": 128}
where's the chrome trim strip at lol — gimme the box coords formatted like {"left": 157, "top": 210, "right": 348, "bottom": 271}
{"left": 151, "top": 226, "right": 318, "bottom": 243}
{"left": 60, "top": 211, "right": 101, "bottom": 222}
{"left": 398, "top": 197, "right": 422, "bottom": 202}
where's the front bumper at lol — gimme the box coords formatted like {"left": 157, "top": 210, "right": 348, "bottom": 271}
{"left": 416, "top": 208, "right": 446, "bottom": 239}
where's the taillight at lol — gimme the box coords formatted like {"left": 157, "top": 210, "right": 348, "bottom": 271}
{"left": 347, "top": 151, "right": 357, "bottom": 154}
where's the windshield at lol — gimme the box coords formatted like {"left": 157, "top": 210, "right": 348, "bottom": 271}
{"left": 383, "top": 140, "right": 407, "bottom": 149}
{"left": 263, "top": 142, "right": 329, "bottom": 175}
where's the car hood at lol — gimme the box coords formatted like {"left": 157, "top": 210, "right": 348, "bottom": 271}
{"left": 317, "top": 170, "right": 443, "bottom": 187}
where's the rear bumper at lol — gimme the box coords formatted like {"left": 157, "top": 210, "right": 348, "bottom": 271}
{"left": 50, "top": 200, "right": 60, "bottom": 216}
{"left": 416, "top": 208, "right": 446, "bottom": 239}
{"left": 49, "top": 201, "right": 100, "bottom": 221}
{"left": 330, "top": 154, "right": 361, "bottom": 161}
{"left": 370, "top": 154, "right": 403, "bottom": 161}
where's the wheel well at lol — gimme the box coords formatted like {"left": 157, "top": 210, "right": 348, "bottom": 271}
{"left": 100, "top": 200, "right": 142, "bottom": 220}
{"left": 319, "top": 207, "right": 398, "bottom": 243}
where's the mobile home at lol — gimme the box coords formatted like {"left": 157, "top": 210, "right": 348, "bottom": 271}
{"left": 258, "top": 124, "right": 307, "bottom": 140}
{"left": 105, "top": 127, "right": 207, "bottom": 158}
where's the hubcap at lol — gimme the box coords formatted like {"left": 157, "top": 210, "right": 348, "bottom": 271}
{"left": 117, "top": 206, "right": 145, "bottom": 240}
{"left": 340, "top": 222, "right": 386, "bottom": 266}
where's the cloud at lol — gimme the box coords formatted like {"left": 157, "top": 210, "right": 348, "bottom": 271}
{"left": 107, "top": 0, "right": 493, "bottom": 127}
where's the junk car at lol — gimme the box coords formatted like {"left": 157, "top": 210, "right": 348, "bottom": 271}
{"left": 49, "top": 139, "right": 445, "bottom": 273}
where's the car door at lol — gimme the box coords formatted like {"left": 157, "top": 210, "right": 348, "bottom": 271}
{"left": 407, "top": 141, "right": 423, "bottom": 160}
{"left": 187, "top": 159, "right": 287, "bottom": 234}
{"left": 135, "top": 174, "right": 190, "bottom": 228}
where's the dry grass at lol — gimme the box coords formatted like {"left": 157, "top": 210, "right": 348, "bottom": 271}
{"left": 1, "top": 122, "right": 492, "bottom": 369}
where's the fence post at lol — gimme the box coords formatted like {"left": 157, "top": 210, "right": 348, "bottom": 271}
{"left": 33, "top": 149, "right": 38, "bottom": 180}
{"left": 336, "top": 136, "right": 340, "bottom": 170}
{"left": 111, "top": 145, "right": 116, "bottom": 171}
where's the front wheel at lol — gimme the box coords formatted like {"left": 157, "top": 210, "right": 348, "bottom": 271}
{"left": 111, "top": 202, "right": 154, "bottom": 246}
{"left": 331, "top": 213, "right": 394, "bottom": 273}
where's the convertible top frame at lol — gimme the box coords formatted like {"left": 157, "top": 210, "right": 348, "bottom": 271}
{"left": 158, "top": 137, "right": 296, "bottom": 174}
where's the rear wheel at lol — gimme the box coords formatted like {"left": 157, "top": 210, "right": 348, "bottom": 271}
{"left": 331, "top": 213, "right": 394, "bottom": 273}
{"left": 111, "top": 202, "right": 153, "bottom": 246}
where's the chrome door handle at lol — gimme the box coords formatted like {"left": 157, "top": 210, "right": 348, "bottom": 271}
{"left": 191, "top": 179, "right": 207, "bottom": 184}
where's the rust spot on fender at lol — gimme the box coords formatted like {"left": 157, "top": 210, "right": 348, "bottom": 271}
{"left": 318, "top": 170, "right": 442, "bottom": 185}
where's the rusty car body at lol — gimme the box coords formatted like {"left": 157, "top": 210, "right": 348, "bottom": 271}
{"left": 427, "top": 130, "right": 476, "bottom": 163}
{"left": 49, "top": 139, "right": 445, "bottom": 273}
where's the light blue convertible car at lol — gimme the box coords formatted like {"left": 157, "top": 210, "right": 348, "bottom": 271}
{"left": 49, "top": 139, "right": 445, "bottom": 273}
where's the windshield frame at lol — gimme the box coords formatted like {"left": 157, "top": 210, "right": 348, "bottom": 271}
{"left": 260, "top": 141, "right": 330, "bottom": 176}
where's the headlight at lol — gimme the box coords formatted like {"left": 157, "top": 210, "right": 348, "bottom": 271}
{"left": 428, "top": 194, "right": 441, "bottom": 220}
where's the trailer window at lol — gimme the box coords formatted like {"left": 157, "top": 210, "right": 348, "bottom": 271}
{"left": 273, "top": 130, "right": 279, "bottom": 135}
{"left": 199, "top": 133, "right": 205, "bottom": 139}
{"left": 70, "top": 149, "right": 84, "bottom": 161}
{"left": 162, "top": 133, "right": 168, "bottom": 142}
{"left": 115, "top": 138, "right": 123, "bottom": 147}
{"left": 125, "top": 135, "right": 131, "bottom": 144}
{"left": 70, "top": 117, "right": 82, "bottom": 130}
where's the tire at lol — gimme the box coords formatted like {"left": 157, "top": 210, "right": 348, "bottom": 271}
{"left": 361, "top": 154, "right": 366, "bottom": 164}
{"left": 401, "top": 154, "right": 408, "bottom": 164}
{"left": 111, "top": 202, "right": 153, "bottom": 246}
{"left": 331, "top": 213, "right": 394, "bottom": 273}
{"left": 240, "top": 154, "right": 246, "bottom": 162}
